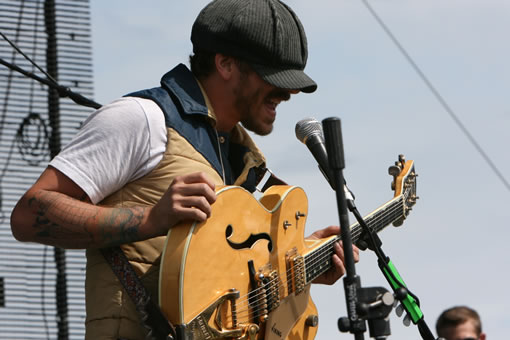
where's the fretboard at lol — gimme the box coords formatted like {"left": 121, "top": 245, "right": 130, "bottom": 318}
{"left": 303, "top": 195, "right": 405, "bottom": 283}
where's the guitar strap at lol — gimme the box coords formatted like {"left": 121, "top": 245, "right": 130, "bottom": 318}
{"left": 101, "top": 247, "right": 177, "bottom": 340}
{"left": 102, "top": 166, "right": 285, "bottom": 340}
{"left": 254, "top": 166, "right": 287, "bottom": 191}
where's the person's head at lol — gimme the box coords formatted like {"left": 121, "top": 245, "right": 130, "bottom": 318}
{"left": 189, "top": 0, "right": 316, "bottom": 135}
{"left": 436, "top": 306, "right": 486, "bottom": 340}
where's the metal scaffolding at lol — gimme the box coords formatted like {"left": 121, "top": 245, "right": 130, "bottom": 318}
{"left": 0, "top": 0, "right": 94, "bottom": 338}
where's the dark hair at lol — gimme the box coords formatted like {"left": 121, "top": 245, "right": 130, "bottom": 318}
{"left": 189, "top": 50, "right": 216, "bottom": 79}
{"left": 436, "top": 306, "right": 482, "bottom": 337}
{"left": 189, "top": 51, "right": 253, "bottom": 79}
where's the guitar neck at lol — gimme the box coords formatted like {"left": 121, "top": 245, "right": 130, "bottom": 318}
{"left": 303, "top": 195, "right": 405, "bottom": 284}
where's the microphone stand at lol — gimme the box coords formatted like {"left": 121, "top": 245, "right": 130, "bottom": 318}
{"left": 0, "top": 56, "right": 102, "bottom": 110}
{"left": 323, "top": 117, "right": 409, "bottom": 340}
{"left": 322, "top": 117, "right": 366, "bottom": 340}
{"left": 347, "top": 188, "right": 437, "bottom": 340}
{"left": 317, "top": 116, "right": 439, "bottom": 339}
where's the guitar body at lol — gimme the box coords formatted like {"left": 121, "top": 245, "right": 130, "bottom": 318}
{"left": 158, "top": 156, "right": 418, "bottom": 339}
{"left": 159, "top": 185, "right": 324, "bottom": 340}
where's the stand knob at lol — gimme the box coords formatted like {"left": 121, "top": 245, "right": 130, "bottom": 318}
{"left": 338, "top": 317, "right": 351, "bottom": 332}
{"left": 305, "top": 314, "right": 319, "bottom": 327}
{"left": 395, "top": 287, "right": 408, "bottom": 300}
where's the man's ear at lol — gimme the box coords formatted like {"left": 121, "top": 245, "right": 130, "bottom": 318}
{"left": 215, "top": 54, "right": 235, "bottom": 80}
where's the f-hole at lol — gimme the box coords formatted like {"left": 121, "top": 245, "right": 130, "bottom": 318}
{"left": 225, "top": 224, "right": 273, "bottom": 252}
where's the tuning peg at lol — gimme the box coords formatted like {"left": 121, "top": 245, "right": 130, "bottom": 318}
{"left": 392, "top": 218, "right": 404, "bottom": 227}
{"left": 388, "top": 165, "right": 401, "bottom": 177}
{"left": 398, "top": 154, "right": 406, "bottom": 165}
{"left": 389, "top": 155, "right": 406, "bottom": 190}
{"left": 388, "top": 165, "right": 400, "bottom": 191}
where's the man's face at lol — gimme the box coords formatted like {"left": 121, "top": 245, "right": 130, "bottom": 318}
{"left": 233, "top": 66, "right": 294, "bottom": 136}
{"left": 440, "top": 321, "right": 485, "bottom": 340}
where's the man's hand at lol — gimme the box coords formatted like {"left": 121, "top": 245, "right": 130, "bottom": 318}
{"left": 148, "top": 172, "right": 217, "bottom": 236}
{"left": 307, "top": 225, "right": 360, "bottom": 285}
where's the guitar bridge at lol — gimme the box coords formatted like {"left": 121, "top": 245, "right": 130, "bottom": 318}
{"left": 248, "top": 261, "right": 281, "bottom": 324}
{"left": 256, "top": 269, "right": 281, "bottom": 318}
{"left": 179, "top": 289, "right": 260, "bottom": 340}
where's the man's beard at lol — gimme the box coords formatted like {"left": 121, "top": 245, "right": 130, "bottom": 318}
{"left": 237, "top": 88, "right": 291, "bottom": 136}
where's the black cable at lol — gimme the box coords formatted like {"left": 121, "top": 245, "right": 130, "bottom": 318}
{"left": 0, "top": 1, "right": 26, "bottom": 141}
{"left": 0, "top": 32, "right": 102, "bottom": 110}
{"left": 15, "top": 2, "right": 49, "bottom": 166}
{"left": 16, "top": 112, "right": 50, "bottom": 165}
{"left": 0, "top": 0, "right": 28, "bottom": 222}
{"left": 0, "top": 1, "right": 53, "bottom": 336}
{"left": 361, "top": 0, "right": 510, "bottom": 192}
{"left": 44, "top": 1, "right": 69, "bottom": 338}
{"left": 0, "top": 30, "right": 58, "bottom": 87}
{"left": 0, "top": 1, "right": 104, "bottom": 338}
{"left": 0, "top": 134, "right": 17, "bottom": 224}
{"left": 0, "top": 112, "right": 51, "bottom": 223}
{"left": 31, "top": 2, "right": 51, "bottom": 337}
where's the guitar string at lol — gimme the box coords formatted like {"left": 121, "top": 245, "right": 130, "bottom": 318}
{"left": 302, "top": 198, "right": 404, "bottom": 282}
{"left": 227, "top": 187, "right": 413, "bottom": 321}
{"left": 229, "top": 225, "right": 404, "bottom": 322}
{"left": 232, "top": 200, "right": 402, "bottom": 312}
{"left": 305, "top": 186, "right": 415, "bottom": 282}
{"left": 222, "top": 195, "right": 409, "bottom": 323}
{"left": 292, "top": 185, "right": 413, "bottom": 286}
{"left": 222, "top": 197, "right": 408, "bottom": 324}
{"left": 220, "top": 177, "right": 417, "bottom": 324}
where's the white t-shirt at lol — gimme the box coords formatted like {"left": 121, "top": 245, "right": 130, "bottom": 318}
{"left": 50, "top": 97, "right": 167, "bottom": 204}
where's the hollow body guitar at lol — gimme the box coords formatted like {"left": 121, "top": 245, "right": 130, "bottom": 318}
{"left": 159, "top": 157, "right": 418, "bottom": 340}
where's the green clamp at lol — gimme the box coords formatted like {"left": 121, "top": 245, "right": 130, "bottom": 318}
{"left": 381, "top": 259, "right": 423, "bottom": 324}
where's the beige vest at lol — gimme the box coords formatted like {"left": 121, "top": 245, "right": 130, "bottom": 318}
{"left": 84, "top": 123, "right": 265, "bottom": 339}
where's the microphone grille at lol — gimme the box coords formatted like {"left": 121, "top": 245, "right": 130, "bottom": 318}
{"left": 295, "top": 117, "right": 323, "bottom": 143}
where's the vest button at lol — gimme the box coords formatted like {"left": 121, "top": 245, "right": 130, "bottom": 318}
{"left": 219, "top": 136, "right": 226, "bottom": 143}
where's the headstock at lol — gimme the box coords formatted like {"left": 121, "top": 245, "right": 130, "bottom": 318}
{"left": 388, "top": 154, "right": 418, "bottom": 226}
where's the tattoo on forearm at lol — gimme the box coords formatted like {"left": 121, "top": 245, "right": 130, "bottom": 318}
{"left": 28, "top": 191, "right": 146, "bottom": 247}
{"left": 29, "top": 192, "right": 97, "bottom": 247}
{"left": 98, "top": 207, "right": 145, "bottom": 247}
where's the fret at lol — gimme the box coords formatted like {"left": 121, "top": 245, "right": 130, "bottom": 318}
{"left": 303, "top": 196, "right": 405, "bottom": 284}
{"left": 304, "top": 238, "right": 337, "bottom": 283}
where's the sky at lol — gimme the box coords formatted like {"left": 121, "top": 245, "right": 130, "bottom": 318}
{"left": 90, "top": 1, "right": 510, "bottom": 339}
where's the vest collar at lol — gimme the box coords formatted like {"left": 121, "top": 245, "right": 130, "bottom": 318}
{"left": 160, "top": 64, "right": 209, "bottom": 117}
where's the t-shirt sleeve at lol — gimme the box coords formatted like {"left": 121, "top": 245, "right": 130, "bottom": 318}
{"left": 49, "top": 97, "right": 167, "bottom": 204}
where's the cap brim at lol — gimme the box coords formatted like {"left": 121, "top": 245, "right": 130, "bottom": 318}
{"left": 250, "top": 64, "right": 317, "bottom": 93}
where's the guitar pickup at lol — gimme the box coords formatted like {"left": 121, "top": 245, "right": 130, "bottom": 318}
{"left": 286, "top": 248, "right": 305, "bottom": 295}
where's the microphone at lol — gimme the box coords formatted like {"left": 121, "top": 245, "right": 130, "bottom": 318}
{"left": 295, "top": 117, "right": 335, "bottom": 190}
{"left": 295, "top": 117, "right": 355, "bottom": 201}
